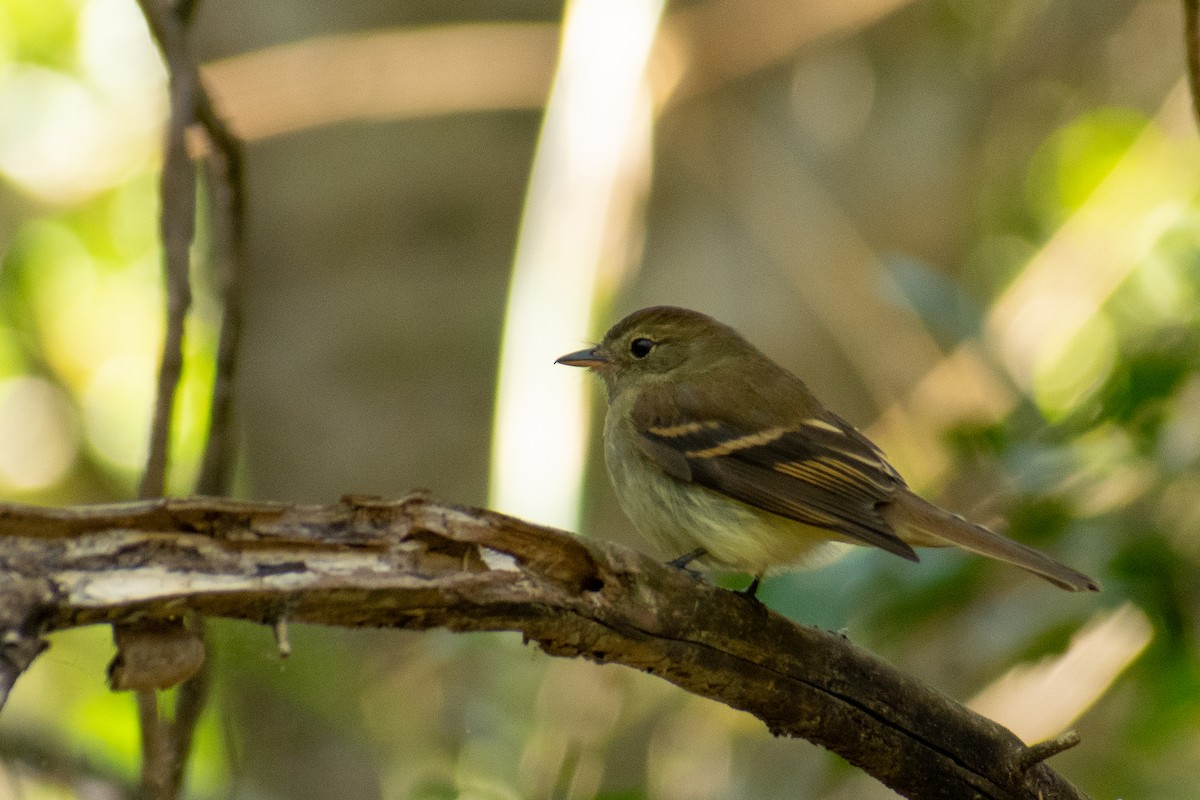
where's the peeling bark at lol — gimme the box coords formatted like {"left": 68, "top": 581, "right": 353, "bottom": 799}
{"left": 0, "top": 493, "right": 1089, "bottom": 800}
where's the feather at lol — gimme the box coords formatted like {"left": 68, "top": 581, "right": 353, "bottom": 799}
{"left": 633, "top": 384, "right": 918, "bottom": 562}
{"left": 880, "top": 492, "right": 1100, "bottom": 592}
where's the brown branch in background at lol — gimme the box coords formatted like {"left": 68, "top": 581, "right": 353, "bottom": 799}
{"left": 197, "top": 0, "right": 917, "bottom": 145}
{"left": 168, "top": 649, "right": 211, "bottom": 792}
{"left": 1016, "top": 731, "right": 1081, "bottom": 772}
{"left": 0, "top": 494, "right": 1093, "bottom": 800}
{"left": 1185, "top": 0, "right": 1200, "bottom": 129}
{"left": 665, "top": 0, "right": 912, "bottom": 101}
{"left": 133, "top": 1, "right": 241, "bottom": 798}
{"left": 135, "top": 690, "right": 169, "bottom": 799}
{"left": 195, "top": 119, "right": 247, "bottom": 497}
{"left": 137, "top": 0, "right": 196, "bottom": 501}
{"left": 137, "top": 0, "right": 247, "bottom": 500}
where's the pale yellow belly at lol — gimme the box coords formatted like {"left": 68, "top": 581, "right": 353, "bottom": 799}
{"left": 604, "top": 408, "right": 847, "bottom": 576}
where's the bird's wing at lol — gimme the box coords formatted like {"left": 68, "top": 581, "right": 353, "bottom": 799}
{"left": 631, "top": 385, "right": 918, "bottom": 561}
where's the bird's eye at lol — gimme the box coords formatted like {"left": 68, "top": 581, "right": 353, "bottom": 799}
{"left": 629, "top": 338, "right": 655, "bottom": 359}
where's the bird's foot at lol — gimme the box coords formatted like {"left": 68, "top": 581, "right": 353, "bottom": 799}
{"left": 737, "top": 575, "right": 764, "bottom": 604}
{"left": 666, "top": 548, "right": 707, "bottom": 573}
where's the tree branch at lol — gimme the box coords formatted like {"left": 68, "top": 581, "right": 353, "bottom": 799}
{"left": 191, "top": 28, "right": 249, "bottom": 499}
{"left": 134, "top": 0, "right": 244, "bottom": 794}
{"left": 137, "top": 0, "right": 249, "bottom": 502}
{"left": 194, "top": 131, "right": 247, "bottom": 497}
{"left": 136, "top": 0, "right": 197, "bottom": 501}
{"left": 0, "top": 493, "right": 1091, "bottom": 800}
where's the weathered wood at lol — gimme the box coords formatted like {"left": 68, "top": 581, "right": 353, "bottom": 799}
{"left": 0, "top": 493, "right": 1089, "bottom": 800}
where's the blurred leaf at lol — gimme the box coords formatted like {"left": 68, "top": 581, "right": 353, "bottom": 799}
{"left": 1026, "top": 108, "right": 1149, "bottom": 229}
{"left": 886, "top": 253, "right": 986, "bottom": 344}
{"left": 0, "top": 0, "right": 79, "bottom": 70}
{"left": 1095, "top": 328, "right": 1198, "bottom": 447}
{"left": 862, "top": 555, "right": 987, "bottom": 643}
{"left": 1005, "top": 493, "right": 1074, "bottom": 546}
{"left": 943, "top": 419, "right": 1009, "bottom": 459}
{"left": 1110, "top": 530, "right": 1189, "bottom": 646}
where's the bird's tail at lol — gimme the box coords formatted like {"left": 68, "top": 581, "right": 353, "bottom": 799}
{"left": 882, "top": 491, "right": 1100, "bottom": 592}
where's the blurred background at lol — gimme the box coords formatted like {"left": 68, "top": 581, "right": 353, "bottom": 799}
{"left": 0, "top": 0, "right": 1196, "bottom": 797}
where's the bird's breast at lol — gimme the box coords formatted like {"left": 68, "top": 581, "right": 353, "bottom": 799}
{"left": 602, "top": 404, "right": 844, "bottom": 575}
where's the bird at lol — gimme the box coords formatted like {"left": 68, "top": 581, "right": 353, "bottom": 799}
{"left": 556, "top": 305, "right": 1099, "bottom": 595}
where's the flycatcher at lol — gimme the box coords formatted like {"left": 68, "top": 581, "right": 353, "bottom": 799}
{"left": 557, "top": 305, "right": 1099, "bottom": 595}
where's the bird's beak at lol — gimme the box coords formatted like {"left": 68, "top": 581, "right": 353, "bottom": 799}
{"left": 555, "top": 346, "right": 608, "bottom": 368}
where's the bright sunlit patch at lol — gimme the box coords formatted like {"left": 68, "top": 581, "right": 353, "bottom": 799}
{"left": 78, "top": 0, "right": 165, "bottom": 105}
{"left": 0, "top": 0, "right": 163, "bottom": 204}
{"left": 648, "top": 698, "right": 733, "bottom": 800}
{"left": 81, "top": 353, "right": 154, "bottom": 472}
{"left": 73, "top": 687, "right": 142, "bottom": 774}
{"left": 987, "top": 106, "right": 1196, "bottom": 394}
{"left": 2, "top": 625, "right": 139, "bottom": 782}
{"left": 163, "top": 316, "right": 219, "bottom": 494}
{"left": 0, "top": 65, "right": 110, "bottom": 202}
{"left": 0, "top": 7, "right": 14, "bottom": 66}
{"left": 1031, "top": 312, "right": 1117, "bottom": 420}
{"left": 1121, "top": 205, "right": 1200, "bottom": 324}
{"left": 1026, "top": 108, "right": 1148, "bottom": 227}
{"left": 0, "top": 376, "right": 80, "bottom": 490}
{"left": 104, "top": 171, "right": 161, "bottom": 260}
{"left": 489, "top": 0, "right": 664, "bottom": 529}
{"left": 23, "top": 223, "right": 163, "bottom": 392}
{"left": 969, "top": 603, "right": 1152, "bottom": 743}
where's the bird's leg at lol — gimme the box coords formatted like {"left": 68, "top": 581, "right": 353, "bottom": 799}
{"left": 666, "top": 548, "right": 707, "bottom": 570}
{"left": 739, "top": 574, "right": 763, "bottom": 599}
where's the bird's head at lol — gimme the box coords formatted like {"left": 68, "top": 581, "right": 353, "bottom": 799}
{"left": 556, "top": 306, "right": 753, "bottom": 395}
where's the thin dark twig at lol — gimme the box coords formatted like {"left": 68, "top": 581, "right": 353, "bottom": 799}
{"left": 1016, "top": 731, "right": 1081, "bottom": 771}
{"left": 1186, "top": 0, "right": 1200, "bottom": 129}
{"left": 139, "top": 0, "right": 249, "bottom": 499}
{"left": 195, "top": 122, "right": 247, "bottom": 496}
{"left": 133, "top": 3, "right": 215, "bottom": 799}
{"left": 169, "top": 96, "right": 241, "bottom": 800}
{"left": 136, "top": 689, "right": 168, "bottom": 798}
{"left": 168, "top": 639, "right": 211, "bottom": 795}
{"left": 137, "top": 0, "right": 196, "bottom": 501}
{"left": 136, "top": 14, "right": 242, "bottom": 797}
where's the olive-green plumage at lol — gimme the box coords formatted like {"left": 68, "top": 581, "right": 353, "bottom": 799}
{"left": 557, "top": 306, "right": 1098, "bottom": 593}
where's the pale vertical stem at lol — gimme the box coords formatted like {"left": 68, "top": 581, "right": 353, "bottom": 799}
{"left": 489, "top": 0, "right": 666, "bottom": 529}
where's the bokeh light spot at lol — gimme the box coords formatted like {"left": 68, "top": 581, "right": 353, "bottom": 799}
{"left": 82, "top": 353, "right": 153, "bottom": 472}
{"left": 0, "top": 376, "right": 79, "bottom": 490}
{"left": 790, "top": 44, "right": 876, "bottom": 154}
{"left": 1032, "top": 312, "right": 1117, "bottom": 420}
{"left": 0, "top": 64, "right": 111, "bottom": 202}
{"left": 1027, "top": 108, "right": 1149, "bottom": 227}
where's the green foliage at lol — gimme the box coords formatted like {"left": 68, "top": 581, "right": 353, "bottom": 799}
{"left": 1027, "top": 109, "right": 1149, "bottom": 229}
{"left": 0, "top": 0, "right": 81, "bottom": 71}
